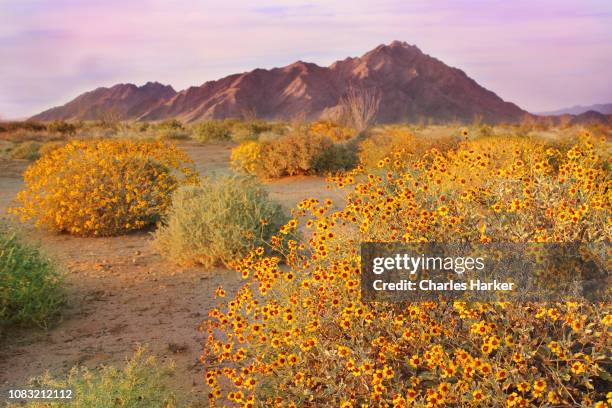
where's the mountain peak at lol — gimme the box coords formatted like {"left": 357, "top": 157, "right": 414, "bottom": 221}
{"left": 31, "top": 43, "right": 526, "bottom": 123}
{"left": 368, "top": 41, "right": 422, "bottom": 55}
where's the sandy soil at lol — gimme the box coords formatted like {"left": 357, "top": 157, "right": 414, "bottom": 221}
{"left": 0, "top": 141, "right": 342, "bottom": 403}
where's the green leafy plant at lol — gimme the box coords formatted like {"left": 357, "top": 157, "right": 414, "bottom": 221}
{"left": 154, "top": 176, "right": 288, "bottom": 268}
{"left": 14, "top": 347, "right": 181, "bottom": 408}
{"left": 9, "top": 141, "right": 42, "bottom": 160}
{"left": 0, "top": 228, "right": 64, "bottom": 329}
{"left": 193, "top": 120, "right": 234, "bottom": 143}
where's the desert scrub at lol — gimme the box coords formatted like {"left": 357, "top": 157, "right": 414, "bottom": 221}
{"left": 230, "top": 120, "right": 287, "bottom": 142}
{"left": 11, "top": 139, "right": 197, "bottom": 236}
{"left": 193, "top": 119, "right": 236, "bottom": 143}
{"left": 230, "top": 141, "right": 262, "bottom": 175}
{"left": 231, "top": 133, "right": 356, "bottom": 179}
{"left": 155, "top": 176, "right": 287, "bottom": 268}
{"left": 204, "top": 133, "right": 611, "bottom": 407}
{"left": 9, "top": 141, "right": 42, "bottom": 160}
{"left": 0, "top": 228, "right": 63, "bottom": 329}
{"left": 308, "top": 120, "right": 356, "bottom": 142}
{"left": 47, "top": 120, "right": 77, "bottom": 136}
{"left": 257, "top": 133, "right": 332, "bottom": 178}
{"left": 16, "top": 347, "right": 181, "bottom": 408}
{"left": 312, "top": 142, "right": 358, "bottom": 173}
{"left": 155, "top": 119, "right": 190, "bottom": 140}
{"left": 359, "top": 127, "right": 461, "bottom": 169}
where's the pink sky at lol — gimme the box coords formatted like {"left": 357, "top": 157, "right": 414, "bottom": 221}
{"left": 1, "top": 0, "right": 611, "bottom": 119}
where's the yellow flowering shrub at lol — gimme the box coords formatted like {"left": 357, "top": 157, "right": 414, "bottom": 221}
{"left": 359, "top": 127, "right": 461, "bottom": 170}
{"left": 12, "top": 139, "right": 196, "bottom": 236}
{"left": 308, "top": 120, "right": 356, "bottom": 142}
{"left": 203, "top": 133, "right": 611, "bottom": 407}
{"left": 231, "top": 141, "right": 262, "bottom": 175}
{"left": 231, "top": 133, "right": 357, "bottom": 179}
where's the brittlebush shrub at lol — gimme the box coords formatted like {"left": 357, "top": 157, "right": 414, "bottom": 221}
{"left": 359, "top": 127, "right": 461, "bottom": 170}
{"left": 231, "top": 133, "right": 357, "bottom": 179}
{"left": 231, "top": 141, "right": 262, "bottom": 175}
{"left": 0, "top": 228, "right": 64, "bottom": 329}
{"left": 204, "top": 133, "right": 611, "bottom": 407}
{"left": 12, "top": 140, "right": 196, "bottom": 236}
{"left": 154, "top": 176, "right": 288, "bottom": 268}
{"left": 257, "top": 133, "right": 332, "bottom": 178}
{"left": 309, "top": 120, "right": 356, "bottom": 142}
{"left": 16, "top": 348, "right": 180, "bottom": 408}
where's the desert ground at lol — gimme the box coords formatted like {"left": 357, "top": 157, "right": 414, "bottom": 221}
{"left": 0, "top": 141, "right": 343, "bottom": 401}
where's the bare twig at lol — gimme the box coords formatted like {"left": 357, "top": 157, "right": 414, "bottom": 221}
{"left": 339, "top": 86, "right": 381, "bottom": 133}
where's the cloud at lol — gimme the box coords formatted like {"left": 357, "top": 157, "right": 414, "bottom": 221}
{"left": 0, "top": 0, "right": 611, "bottom": 118}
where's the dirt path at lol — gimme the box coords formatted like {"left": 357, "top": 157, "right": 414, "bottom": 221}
{"left": 0, "top": 141, "right": 342, "bottom": 403}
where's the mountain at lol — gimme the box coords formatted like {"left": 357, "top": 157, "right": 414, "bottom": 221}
{"left": 570, "top": 110, "right": 610, "bottom": 125}
{"left": 31, "top": 41, "right": 526, "bottom": 123}
{"left": 31, "top": 82, "right": 177, "bottom": 121}
{"left": 538, "top": 103, "right": 612, "bottom": 116}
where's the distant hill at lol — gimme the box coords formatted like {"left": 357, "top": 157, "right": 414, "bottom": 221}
{"left": 31, "top": 41, "right": 527, "bottom": 124}
{"left": 538, "top": 103, "right": 612, "bottom": 116}
{"left": 570, "top": 110, "right": 611, "bottom": 125}
{"left": 32, "top": 82, "right": 177, "bottom": 121}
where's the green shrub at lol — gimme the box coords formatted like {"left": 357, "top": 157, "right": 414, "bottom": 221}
{"left": 10, "top": 141, "right": 42, "bottom": 160}
{"left": 0, "top": 229, "right": 64, "bottom": 329}
{"left": 9, "top": 141, "right": 66, "bottom": 161}
{"left": 14, "top": 347, "right": 180, "bottom": 408}
{"left": 312, "top": 142, "right": 358, "bottom": 174}
{"left": 154, "top": 119, "right": 184, "bottom": 131}
{"left": 154, "top": 176, "right": 288, "bottom": 268}
{"left": 136, "top": 122, "right": 151, "bottom": 132}
{"left": 0, "top": 121, "right": 47, "bottom": 134}
{"left": 193, "top": 120, "right": 234, "bottom": 143}
{"left": 229, "top": 120, "right": 286, "bottom": 142}
{"left": 157, "top": 128, "right": 190, "bottom": 140}
{"left": 47, "top": 120, "right": 77, "bottom": 135}
{"left": 155, "top": 119, "right": 190, "bottom": 140}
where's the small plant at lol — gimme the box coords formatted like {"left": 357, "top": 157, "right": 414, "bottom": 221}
{"left": 10, "top": 141, "right": 42, "bottom": 160}
{"left": 15, "top": 347, "right": 180, "bottom": 408}
{"left": 155, "top": 119, "right": 190, "bottom": 140}
{"left": 193, "top": 120, "right": 234, "bottom": 143}
{"left": 11, "top": 139, "right": 197, "bottom": 236}
{"left": 155, "top": 176, "right": 288, "bottom": 268}
{"left": 229, "top": 120, "right": 286, "bottom": 142}
{"left": 0, "top": 228, "right": 64, "bottom": 329}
